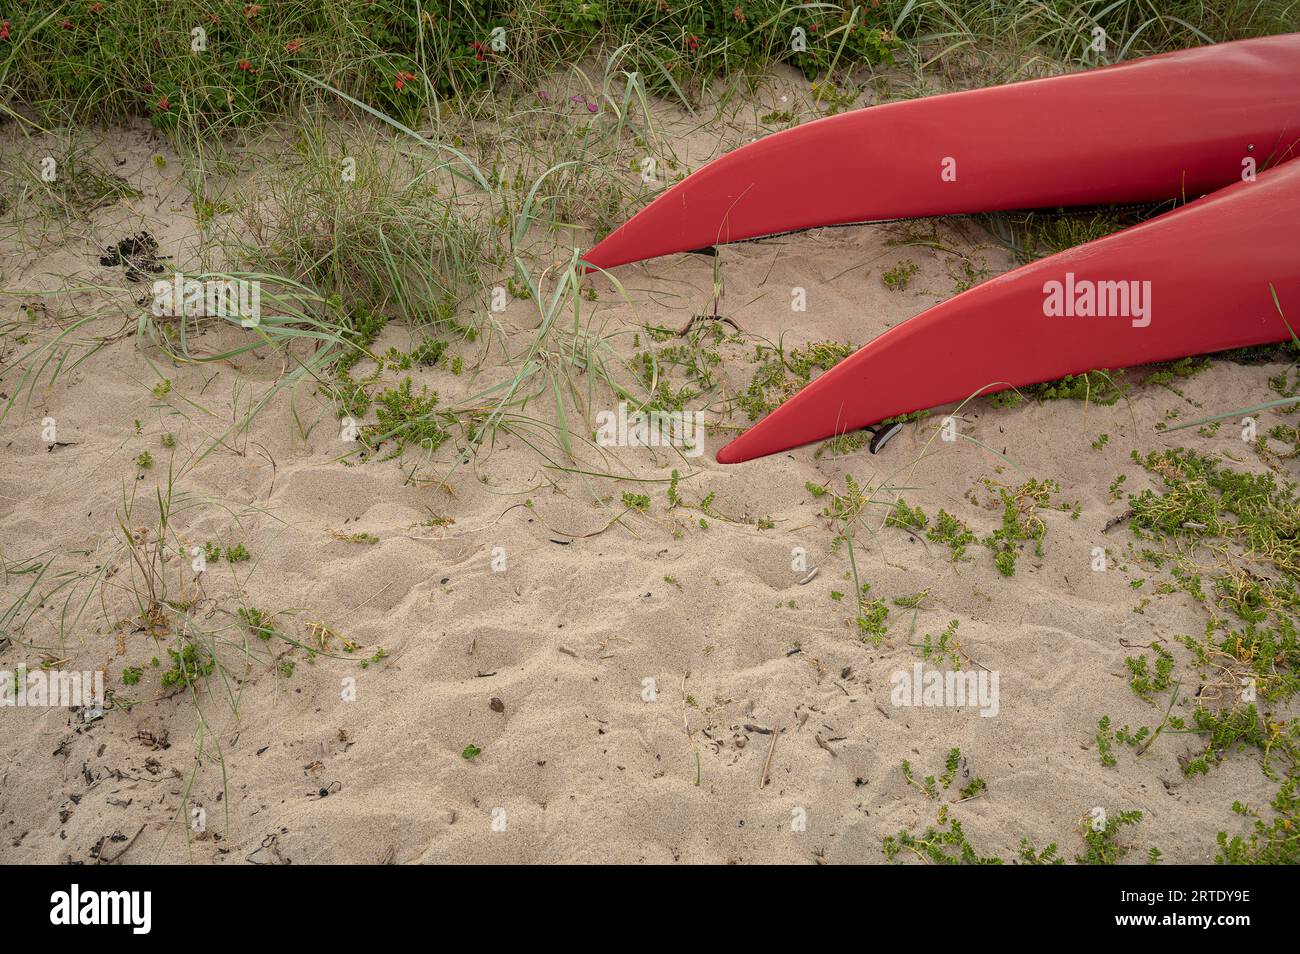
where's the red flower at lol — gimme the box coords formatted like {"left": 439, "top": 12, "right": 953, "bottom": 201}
{"left": 90, "top": 3, "right": 105, "bottom": 13}
{"left": 157, "top": 95, "right": 170, "bottom": 110}
{"left": 285, "top": 38, "right": 303, "bottom": 53}
{"left": 242, "top": 4, "right": 261, "bottom": 19}
{"left": 61, "top": 18, "right": 73, "bottom": 29}
{"left": 238, "top": 59, "right": 252, "bottom": 71}
{"left": 0, "top": 21, "right": 9, "bottom": 41}
{"left": 141, "top": 81, "right": 154, "bottom": 93}
{"left": 394, "top": 78, "right": 405, "bottom": 90}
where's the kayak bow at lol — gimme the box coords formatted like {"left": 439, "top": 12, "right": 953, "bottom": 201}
{"left": 581, "top": 34, "right": 1300, "bottom": 273}
{"left": 715, "top": 158, "right": 1300, "bottom": 463}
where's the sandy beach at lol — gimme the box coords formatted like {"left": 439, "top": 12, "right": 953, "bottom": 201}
{"left": 3, "top": 30, "right": 1298, "bottom": 867}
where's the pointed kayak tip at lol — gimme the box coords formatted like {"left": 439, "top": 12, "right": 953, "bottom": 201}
{"left": 715, "top": 428, "right": 766, "bottom": 464}
{"left": 714, "top": 441, "right": 745, "bottom": 465}
{"left": 578, "top": 238, "right": 615, "bottom": 274}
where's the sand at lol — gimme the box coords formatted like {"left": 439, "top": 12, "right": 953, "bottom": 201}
{"left": 1, "top": 77, "right": 1295, "bottom": 864}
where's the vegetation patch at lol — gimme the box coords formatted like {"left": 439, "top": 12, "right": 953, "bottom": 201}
{"left": 737, "top": 341, "right": 853, "bottom": 421}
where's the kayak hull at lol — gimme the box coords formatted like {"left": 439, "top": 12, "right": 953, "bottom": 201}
{"left": 715, "top": 159, "right": 1300, "bottom": 464}
{"left": 582, "top": 34, "right": 1300, "bottom": 273}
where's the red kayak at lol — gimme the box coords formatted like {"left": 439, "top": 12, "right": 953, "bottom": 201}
{"left": 582, "top": 34, "right": 1300, "bottom": 273}
{"left": 716, "top": 158, "right": 1300, "bottom": 463}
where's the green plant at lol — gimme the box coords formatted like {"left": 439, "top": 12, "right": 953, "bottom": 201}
{"left": 737, "top": 341, "right": 853, "bottom": 420}
{"left": 882, "top": 259, "right": 918, "bottom": 291}
{"left": 1078, "top": 809, "right": 1146, "bottom": 865}
{"left": 928, "top": 509, "right": 975, "bottom": 561}
{"left": 1126, "top": 643, "right": 1174, "bottom": 701}
{"left": 1018, "top": 839, "right": 1064, "bottom": 865}
{"left": 1216, "top": 778, "right": 1299, "bottom": 864}
{"left": 983, "top": 478, "right": 1059, "bottom": 576}
{"left": 160, "top": 642, "right": 214, "bottom": 690}
{"left": 1096, "top": 716, "right": 1117, "bottom": 767}
{"left": 331, "top": 530, "right": 380, "bottom": 544}
{"left": 885, "top": 499, "right": 928, "bottom": 534}
{"left": 883, "top": 806, "right": 1002, "bottom": 865}
{"left": 365, "top": 377, "right": 450, "bottom": 456}
{"left": 237, "top": 606, "right": 277, "bottom": 642}
{"left": 893, "top": 589, "right": 929, "bottom": 609}
{"left": 855, "top": 584, "right": 889, "bottom": 645}
{"left": 1182, "top": 705, "right": 1299, "bottom": 780}
{"left": 920, "top": 619, "right": 961, "bottom": 669}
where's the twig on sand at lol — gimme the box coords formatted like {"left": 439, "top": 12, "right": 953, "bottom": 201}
{"left": 347, "top": 580, "right": 394, "bottom": 613}
{"left": 98, "top": 823, "right": 146, "bottom": 864}
{"left": 1103, "top": 509, "right": 1135, "bottom": 533}
{"left": 759, "top": 726, "right": 781, "bottom": 790}
{"left": 676, "top": 313, "right": 740, "bottom": 336}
